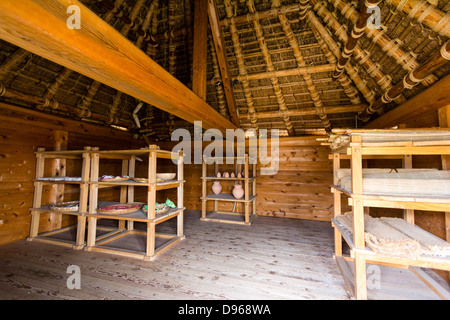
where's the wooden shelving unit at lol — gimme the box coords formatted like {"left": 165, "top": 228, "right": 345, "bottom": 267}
{"left": 28, "top": 147, "right": 91, "bottom": 249}
{"left": 201, "top": 154, "right": 257, "bottom": 225}
{"left": 85, "top": 147, "right": 185, "bottom": 261}
{"left": 327, "top": 129, "right": 450, "bottom": 300}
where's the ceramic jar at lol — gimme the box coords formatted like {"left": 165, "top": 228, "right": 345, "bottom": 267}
{"left": 232, "top": 184, "right": 244, "bottom": 199}
{"left": 230, "top": 172, "right": 235, "bottom": 178}
{"left": 216, "top": 172, "right": 221, "bottom": 178}
{"left": 212, "top": 181, "right": 222, "bottom": 195}
{"left": 223, "top": 172, "right": 230, "bottom": 178}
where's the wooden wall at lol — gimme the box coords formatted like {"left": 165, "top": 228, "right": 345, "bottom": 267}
{"left": 0, "top": 103, "right": 142, "bottom": 245}
{"left": 158, "top": 136, "right": 335, "bottom": 221}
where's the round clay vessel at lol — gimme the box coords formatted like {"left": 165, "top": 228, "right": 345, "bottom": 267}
{"left": 212, "top": 181, "right": 222, "bottom": 195}
{"left": 230, "top": 172, "right": 235, "bottom": 178}
{"left": 237, "top": 172, "right": 242, "bottom": 178}
{"left": 223, "top": 172, "right": 230, "bottom": 178}
{"left": 216, "top": 172, "right": 221, "bottom": 178}
{"left": 232, "top": 184, "right": 244, "bottom": 199}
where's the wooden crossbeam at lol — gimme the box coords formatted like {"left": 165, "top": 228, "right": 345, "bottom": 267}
{"left": 0, "top": 0, "right": 237, "bottom": 132}
{"left": 239, "top": 104, "right": 367, "bottom": 120}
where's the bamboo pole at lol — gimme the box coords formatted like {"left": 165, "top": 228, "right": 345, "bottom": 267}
{"left": 232, "top": 64, "right": 335, "bottom": 82}
{"left": 185, "top": 0, "right": 193, "bottom": 88}
{"left": 307, "top": 10, "right": 376, "bottom": 108}
{"left": 310, "top": 2, "right": 409, "bottom": 116}
{"left": 358, "top": 40, "right": 450, "bottom": 121}
{"left": 224, "top": 0, "right": 258, "bottom": 132}
{"left": 146, "top": 0, "right": 159, "bottom": 59}
{"left": 208, "top": 34, "right": 229, "bottom": 119}
{"left": 247, "top": 0, "right": 294, "bottom": 136}
{"left": 273, "top": 0, "right": 331, "bottom": 133}
{"left": 385, "top": 0, "right": 450, "bottom": 38}
{"left": 324, "top": 0, "right": 423, "bottom": 76}
{"left": 332, "top": 0, "right": 381, "bottom": 78}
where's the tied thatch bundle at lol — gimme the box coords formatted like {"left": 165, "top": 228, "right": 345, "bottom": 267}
{"left": 336, "top": 213, "right": 422, "bottom": 258}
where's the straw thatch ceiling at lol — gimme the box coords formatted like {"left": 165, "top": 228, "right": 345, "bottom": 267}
{"left": 0, "top": 0, "right": 449, "bottom": 141}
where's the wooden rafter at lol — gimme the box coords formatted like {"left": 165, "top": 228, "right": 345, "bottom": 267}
{"left": 239, "top": 104, "right": 367, "bottom": 120}
{"left": 306, "top": 10, "right": 376, "bottom": 108}
{"left": 0, "top": 0, "right": 236, "bottom": 132}
{"left": 332, "top": 0, "right": 381, "bottom": 78}
{"left": 223, "top": 0, "right": 258, "bottom": 131}
{"left": 192, "top": 0, "right": 208, "bottom": 101}
{"left": 247, "top": 0, "right": 294, "bottom": 136}
{"left": 208, "top": 34, "right": 229, "bottom": 119}
{"left": 324, "top": 0, "right": 433, "bottom": 88}
{"left": 310, "top": 1, "right": 408, "bottom": 116}
{"left": 207, "top": 0, "right": 239, "bottom": 126}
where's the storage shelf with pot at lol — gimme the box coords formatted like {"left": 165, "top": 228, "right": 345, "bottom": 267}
{"left": 85, "top": 146, "right": 185, "bottom": 261}
{"left": 200, "top": 154, "right": 257, "bottom": 225}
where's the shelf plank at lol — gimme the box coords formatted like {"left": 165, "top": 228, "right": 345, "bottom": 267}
{"left": 202, "top": 193, "right": 256, "bottom": 202}
{"left": 89, "top": 201, "right": 185, "bottom": 223}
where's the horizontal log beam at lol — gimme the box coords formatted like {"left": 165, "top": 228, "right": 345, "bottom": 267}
{"left": 239, "top": 104, "right": 367, "bottom": 120}
{"left": 0, "top": 0, "right": 237, "bottom": 132}
{"left": 232, "top": 63, "right": 335, "bottom": 82}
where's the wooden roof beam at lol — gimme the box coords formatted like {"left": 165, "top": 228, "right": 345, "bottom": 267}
{"left": 0, "top": 0, "right": 237, "bottom": 132}
{"left": 207, "top": 0, "right": 240, "bottom": 126}
{"left": 331, "top": 0, "right": 381, "bottom": 78}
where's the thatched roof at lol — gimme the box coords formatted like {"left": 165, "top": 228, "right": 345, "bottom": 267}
{"left": 0, "top": 0, "right": 449, "bottom": 141}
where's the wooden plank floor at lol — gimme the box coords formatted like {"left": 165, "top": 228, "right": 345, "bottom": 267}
{"left": 0, "top": 210, "right": 350, "bottom": 300}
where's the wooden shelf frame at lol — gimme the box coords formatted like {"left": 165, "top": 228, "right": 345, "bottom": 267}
{"left": 85, "top": 147, "right": 185, "bottom": 261}
{"left": 28, "top": 147, "right": 91, "bottom": 250}
{"left": 201, "top": 154, "right": 257, "bottom": 225}
{"left": 331, "top": 131, "right": 450, "bottom": 300}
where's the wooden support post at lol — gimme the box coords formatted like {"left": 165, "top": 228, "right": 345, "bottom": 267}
{"left": 74, "top": 146, "right": 91, "bottom": 249}
{"left": 351, "top": 135, "right": 367, "bottom": 300}
{"left": 177, "top": 150, "right": 184, "bottom": 238}
{"left": 208, "top": 0, "right": 240, "bottom": 126}
{"left": 403, "top": 154, "right": 415, "bottom": 225}
{"left": 147, "top": 151, "right": 157, "bottom": 220}
{"left": 192, "top": 0, "right": 208, "bottom": 100}
{"left": 333, "top": 153, "right": 343, "bottom": 257}
{"left": 49, "top": 130, "right": 68, "bottom": 230}
{"left": 244, "top": 154, "right": 249, "bottom": 224}
{"left": 29, "top": 148, "right": 45, "bottom": 239}
{"left": 438, "top": 105, "right": 450, "bottom": 247}
{"left": 202, "top": 156, "right": 207, "bottom": 219}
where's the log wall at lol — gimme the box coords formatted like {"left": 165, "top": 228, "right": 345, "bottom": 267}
{"left": 0, "top": 103, "right": 141, "bottom": 245}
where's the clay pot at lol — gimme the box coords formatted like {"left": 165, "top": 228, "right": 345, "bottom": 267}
{"left": 237, "top": 172, "right": 242, "bottom": 178}
{"left": 232, "top": 184, "right": 244, "bottom": 199}
{"left": 216, "top": 172, "right": 221, "bottom": 178}
{"left": 212, "top": 181, "right": 222, "bottom": 195}
{"left": 223, "top": 172, "right": 230, "bottom": 178}
{"left": 230, "top": 172, "right": 235, "bottom": 178}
